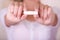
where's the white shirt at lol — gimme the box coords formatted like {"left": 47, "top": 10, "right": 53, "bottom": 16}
{"left": 0, "top": 7, "right": 60, "bottom": 40}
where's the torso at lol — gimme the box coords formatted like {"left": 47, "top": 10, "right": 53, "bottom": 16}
{"left": 6, "top": 20, "right": 58, "bottom": 40}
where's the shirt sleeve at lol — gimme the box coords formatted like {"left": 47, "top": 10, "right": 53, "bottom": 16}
{"left": 0, "top": 8, "right": 8, "bottom": 28}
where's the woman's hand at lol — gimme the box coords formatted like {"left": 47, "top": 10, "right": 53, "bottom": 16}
{"left": 34, "top": 5, "right": 58, "bottom": 26}
{"left": 5, "top": 2, "right": 27, "bottom": 27}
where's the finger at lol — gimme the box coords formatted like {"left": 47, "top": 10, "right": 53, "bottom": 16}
{"left": 39, "top": 5, "right": 44, "bottom": 18}
{"left": 17, "top": 2, "right": 23, "bottom": 19}
{"left": 47, "top": 7, "right": 53, "bottom": 19}
{"left": 14, "top": 2, "right": 19, "bottom": 16}
{"left": 47, "top": 7, "right": 52, "bottom": 16}
{"left": 44, "top": 5, "right": 48, "bottom": 20}
{"left": 8, "top": 2, "right": 14, "bottom": 14}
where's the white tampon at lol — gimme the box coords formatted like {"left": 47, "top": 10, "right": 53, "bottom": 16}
{"left": 23, "top": 11, "right": 38, "bottom": 15}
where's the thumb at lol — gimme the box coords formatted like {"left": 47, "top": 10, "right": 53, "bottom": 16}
{"left": 20, "top": 4, "right": 27, "bottom": 20}
{"left": 23, "top": 3, "right": 27, "bottom": 11}
{"left": 23, "top": 3, "right": 27, "bottom": 15}
{"left": 33, "top": 8, "right": 39, "bottom": 19}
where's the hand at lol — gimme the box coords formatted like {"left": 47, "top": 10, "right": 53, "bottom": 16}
{"left": 34, "top": 5, "right": 58, "bottom": 26}
{"left": 5, "top": 2, "right": 27, "bottom": 26}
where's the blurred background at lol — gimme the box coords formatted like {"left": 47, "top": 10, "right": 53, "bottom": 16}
{"left": 0, "top": 0, "right": 60, "bottom": 40}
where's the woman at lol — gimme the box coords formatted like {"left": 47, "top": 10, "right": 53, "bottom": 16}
{"left": 0, "top": 0, "right": 60, "bottom": 40}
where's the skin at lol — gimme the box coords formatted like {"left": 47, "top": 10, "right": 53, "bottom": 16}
{"left": 5, "top": 0, "right": 58, "bottom": 27}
